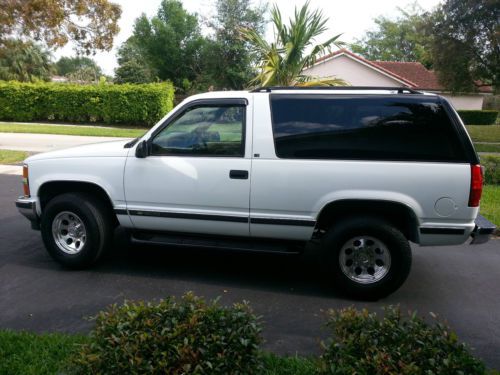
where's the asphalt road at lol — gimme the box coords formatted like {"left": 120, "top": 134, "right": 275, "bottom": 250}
{"left": 1, "top": 173, "right": 499, "bottom": 368}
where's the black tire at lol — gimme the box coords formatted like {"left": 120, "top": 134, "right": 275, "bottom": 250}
{"left": 321, "top": 216, "right": 412, "bottom": 300}
{"left": 40, "top": 192, "right": 113, "bottom": 269}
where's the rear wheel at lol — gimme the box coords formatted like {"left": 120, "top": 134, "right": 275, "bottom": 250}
{"left": 321, "top": 216, "right": 411, "bottom": 300}
{"left": 41, "top": 193, "right": 113, "bottom": 269}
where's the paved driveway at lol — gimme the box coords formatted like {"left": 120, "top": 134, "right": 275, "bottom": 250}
{"left": 0, "top": 173, "right": 499, "bottom": 368}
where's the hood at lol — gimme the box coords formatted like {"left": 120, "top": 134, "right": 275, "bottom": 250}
{"left": 25, "top": 139, "right": 133, "bottom": 162}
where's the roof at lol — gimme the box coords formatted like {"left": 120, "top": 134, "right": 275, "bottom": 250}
{"left": 372, "top": 61, "right": 443, "bottom": 90}
{"left": 311, "top": 49, "right": 492, "bottom": 93}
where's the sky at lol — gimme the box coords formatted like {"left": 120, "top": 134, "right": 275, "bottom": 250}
{"left": 54, "top": 0, "right": 443, "bottom": 75}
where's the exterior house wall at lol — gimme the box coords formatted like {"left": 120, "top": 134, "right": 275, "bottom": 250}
{"left": 440, "top": 94, "right": 484, "bottom": 110}
{"left": 303, "top": 55, "right": 404, "bottom": 87}
{"left": 303, "top": 54, "right": 485, "bottom": 110}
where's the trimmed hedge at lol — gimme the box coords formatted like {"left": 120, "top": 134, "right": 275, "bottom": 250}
{"left": 69, "top": 293, "right": 262, "bottom": 374}
{"left": 458, "top": 110, "right": 498, "bottom": 125}
{"left": 481, "top": 154, "right": 500, "bottom": 185}
{"left": 0, "top": 81, "right": 174, "bottom": 126}
{"left": 319, "top": 306, "right": 486, "bottom": 374}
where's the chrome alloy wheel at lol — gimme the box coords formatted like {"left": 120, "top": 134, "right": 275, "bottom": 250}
{"left": 339, "top": 236, "right": 391, "bottom": 284}
{"left": 52, "top": 211, "right": 87, "bottom": 254}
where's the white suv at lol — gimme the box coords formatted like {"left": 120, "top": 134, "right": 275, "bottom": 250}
{"left": 16, "top": 87, "right": 495, "bottom": 299}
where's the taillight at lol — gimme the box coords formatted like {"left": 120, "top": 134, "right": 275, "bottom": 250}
{"left": 22, "top": 164, "right": 30, "bottom": 197}
{"left": 468, "top": 164, "right": 483, "bottom": 207}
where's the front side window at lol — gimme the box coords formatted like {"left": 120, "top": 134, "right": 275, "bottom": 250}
{"left": 152, "top": 105, "right": 245, "bottom": 157}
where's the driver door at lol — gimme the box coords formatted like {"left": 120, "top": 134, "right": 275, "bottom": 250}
{"left": 124, "top": 98, "right": 251, "bottom": 237}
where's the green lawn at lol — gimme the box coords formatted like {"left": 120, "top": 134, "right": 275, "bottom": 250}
{"left": 0, "top": 330, "right": 315, "bottom": 375}
{"left": 481, "top": 185, "right": 500, "bottom": 227}
{"left": 0, "top": 123, "right": 144, "bottom": 138}
{"left": 0, "top": 330, "right": 88, "bottom": 375}
{"left": 466, "top": 125, "right": 500, "bottom": 143}
{"left": 0, "top": 149, "right": 29, "bottom": 164}
{"left": 475, "top": 143, "right": 500, "bottom": 153}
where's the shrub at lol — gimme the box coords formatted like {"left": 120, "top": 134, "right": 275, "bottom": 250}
{"left": 69, "top": 293, "right": 262, "bottom": 374}
{"left": 0, "top": 81, "right": 174, "bottom": 126}
{"left": 318, "top": 306, "right": 486, "bottom": 375}
{"left": 480, "top": 154, "right": 500, "bottom": 185}
{"left": 458, "top": 110, "right": 498, "bottom": 125}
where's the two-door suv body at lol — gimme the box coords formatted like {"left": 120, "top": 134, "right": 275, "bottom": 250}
{"left": 16, "top": 87, "right": 495, "bottom": 299}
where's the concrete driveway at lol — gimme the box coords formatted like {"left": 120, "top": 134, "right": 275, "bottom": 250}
{"left": 0, "top": 173, "right": 499, "bottom": 368}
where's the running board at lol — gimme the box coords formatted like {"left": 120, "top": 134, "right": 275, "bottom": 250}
{"left": 130, "top": 231, "right": 304, "bottom": 254}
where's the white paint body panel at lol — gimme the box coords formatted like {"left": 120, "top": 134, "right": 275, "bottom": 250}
{"left": 23, "top": 90, "right": 479, "bottom": 246}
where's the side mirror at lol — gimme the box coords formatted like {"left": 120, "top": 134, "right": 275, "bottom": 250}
{"left": 135, "top": 140, "right": 149, "bottom": 158}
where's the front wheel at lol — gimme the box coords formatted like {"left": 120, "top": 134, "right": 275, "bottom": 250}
{"left": 321, "top": 217, "right": 412, "bottom": 300}
{"left": 41, "top": 193, "right": 113, "bottom": 269}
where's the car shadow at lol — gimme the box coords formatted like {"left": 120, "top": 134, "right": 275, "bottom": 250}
{"left": 89, "top": 227, "right": 344, "bottom": 299}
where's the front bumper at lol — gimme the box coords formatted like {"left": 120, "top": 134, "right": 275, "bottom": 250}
{"left": 15, "top": 196, "right": 40, "bottom": 229}
{"left": 470, "top": 214, "right": 496, "bottom": 244}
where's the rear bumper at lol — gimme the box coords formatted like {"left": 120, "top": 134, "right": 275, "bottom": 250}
{"left": 15, "top": 196, "right": 40, "bottom": 229}
{"left": 470, "top": 214, "right": 496, "bottom": 245}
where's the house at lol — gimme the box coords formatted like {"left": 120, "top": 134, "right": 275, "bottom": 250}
{"left": 302, "top": 49, "right": 491, "bottom": 110}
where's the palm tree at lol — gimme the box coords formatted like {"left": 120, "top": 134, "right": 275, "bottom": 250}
{"left": 241, "top": 1, "right": 346, "bottom": 87}
{"left": 0, "top": 39, "right": 53, "bottom": 82}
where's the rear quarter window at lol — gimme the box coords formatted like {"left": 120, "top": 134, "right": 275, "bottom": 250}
{"left": 269, "top": 95, "right": 468, "bottom": 162}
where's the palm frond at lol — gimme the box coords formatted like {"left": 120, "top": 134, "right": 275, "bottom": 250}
{"left": 241, "top": 2, "right": 345, "bottom": 87}
{"left": 295, "top": 74, "right": 348, "bottom": 86}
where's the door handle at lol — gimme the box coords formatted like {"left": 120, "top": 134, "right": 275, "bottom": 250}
{"left": 229, "top": 170, "right": 249, "bottom": 179}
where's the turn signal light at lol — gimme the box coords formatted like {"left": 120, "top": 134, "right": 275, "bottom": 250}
{"left": 22, "top": 164, "right": 30, "bottom": 197}
{"left": 468, "top": 164, "right": 483, "bottom": 207}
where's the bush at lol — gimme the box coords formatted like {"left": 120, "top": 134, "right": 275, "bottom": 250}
{"left": 69, "top": 293, "right": 262, "bottom": 374}
{"left": 0, "top": 81, "right": 174, "bottom": 126}
{"left": 458, "top": 110, "right": 498, "bottom": 125}
{"left": 481, "top": 154, "right": 500, "bottom": 185}
{"left": 318, "top": 306, "right": 486, "bottom": 375}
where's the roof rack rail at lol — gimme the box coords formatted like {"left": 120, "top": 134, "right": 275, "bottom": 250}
{"left": 250, "top": 86, "right": 422, "bottom": 94}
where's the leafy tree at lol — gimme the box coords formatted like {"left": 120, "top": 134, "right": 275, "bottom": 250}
{"left": 114, "top": 39, "right": 157, "bottom": 84}
{"left": 350, "top": 4, "right": 433, "bottom": 68}
{"left": 427, "top": 0, "right": 499, "bottom": 93}
{"left": 115, "top": 0, "right": 204, "bottom": 87}
{"left": 114, "top": 60, "right": 157, "bottom": 84}
{"left": 0, "top": 39, "right": 53, "bottom": 82}
{"left": 204, "top": 0, "right": 267, "bottom": 89}
{"left": 242, "top": 2, "right": 345, "bottom": 87}
{"left": 55, "top": 56, "right": 102, "bottom": 77}
{"left": 66, "top": 66, "right": 101, "bottom": 83}
{"left": 0, "top": 0, "right": 121, "bottom": 54}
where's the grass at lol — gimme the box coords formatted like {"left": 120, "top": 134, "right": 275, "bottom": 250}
{"left": 0, "top": 330, "right": 88, "bottom": 375}
{"left": 475, "top": 143, "right": 500, "bottom": 153}
{"left": 481, "top": 185, "right": 500, "bottom": 227}
{"left": 0, "top": 330, "right": 316, "bottom": 375}
{"left": 0, "top": 123, "right": 144, "bottom": 138}
{"left": 466, "top": 125, "right": 500, "bottom": 143}
{"left": 262, "top": 353, "right": 317, "bottom": 374}
{"left": 0, "top": 149, "right": 29, "bottom": 164}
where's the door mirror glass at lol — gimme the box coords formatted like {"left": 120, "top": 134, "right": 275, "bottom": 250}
{"left": 135, "top": 140, "right": 149, "bottom": 158}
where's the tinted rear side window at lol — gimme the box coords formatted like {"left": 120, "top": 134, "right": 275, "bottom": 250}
{"left": 270, "top": 95, "right": 467, "bottom": 162}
